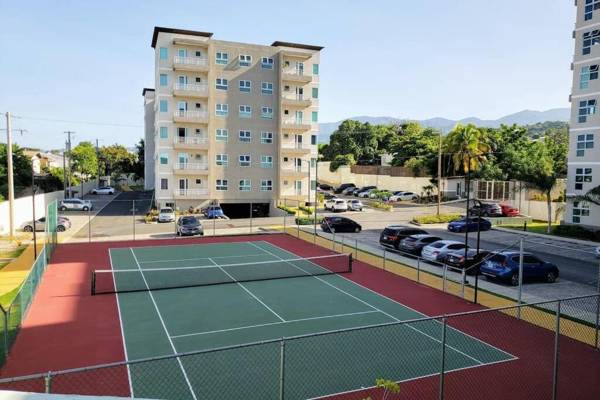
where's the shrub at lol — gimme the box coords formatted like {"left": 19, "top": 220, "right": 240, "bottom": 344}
{"left": 295, "top": 216, "right": 317, "bottom": 225}
{"left": 277, "top": 205, "right": 296, "bottom": 215}
{"left": 371, "top": 201, "right": 393, "bottom": 211}
{"left": 552, "top": 224, "right": 600, "bottom": 241}
{"left": 299, "top": 205, "right": 314, "bottom": 215}
{"left": 413, "top": 214, "right": 461, "bottom": 224}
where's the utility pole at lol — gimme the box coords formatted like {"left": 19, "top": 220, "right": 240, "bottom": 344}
{"left": 96, "top": 139, "right": 100, "bottom": 189}
{"left": 64, "top": 131, "right": 74, "bottom": 198}
{"left": 62, "top": 146, "right": 67, "bottom": 198}
{"left": 5, "top": 112, "right": 15, "bottom": 238}
{"left": 437, "top": 132, "right": 442, "bottom": 216}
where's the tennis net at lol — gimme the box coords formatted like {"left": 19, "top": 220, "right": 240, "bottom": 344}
{"left": 91, "top": 253, "right": 352, "bottom": 295}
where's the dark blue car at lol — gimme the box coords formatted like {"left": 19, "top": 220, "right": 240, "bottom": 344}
{"left": 447, "top": 217, "right": 491, "bottom": 233}
{"left": 479, "top": 251, "right": 559, "bottom": 286}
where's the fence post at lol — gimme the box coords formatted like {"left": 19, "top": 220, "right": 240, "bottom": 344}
{"left": 332, "top": 231, "right": 335, "bottom": 251}
{"left": 44, "top": 371, "right": 52, "bottom": 394}
{"left": 132, "top": 200, "right": 136, "bottom": 241}
{"left": 88, "top": 209, "right": 91, "bottom": 243}
{"left": 383, "top": 249, "right": 386, "bottom": 271}
{"left": 595, "top": 293, "right": 600, "bottom": 350}
{"left": 461, "top": 269, "right": 466, "bottom": 299}
{"left": 417, "top": 257, "right": 421, "bottom": 283}
{"left": 279, "top": 339, "right": 286, "bottom": 400}
{"left": 355, "top": 238, "right": 358, "bottom": 260}
{"left": 249, "top": 202, "right": 253, "bottom": 234}
{"left": 213, "top": 216, "right": 216, "bottom": 236}
{"left": 438, "top": 318, "right": 447, "bottom": 400}
{"left": 442, "top": 264, "right": 447, "bottom": 292}
{"left": 517, "top": 238, "right": 524, "bottom": 319}
{"left": 1, "top": 306, "right": 7, "bottom": 360}
{"left": 552, "top": 300, "right": 561, "bottom": 400}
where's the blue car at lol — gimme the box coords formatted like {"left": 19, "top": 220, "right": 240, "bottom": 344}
{"left": 203, "top": 205, "right": 226, "bottom": 219}
{"left": 447, "top": 217, "right": 492, "bottom": 233}
{"left": 480, "top": 251, "right": 559, "bottom": 286}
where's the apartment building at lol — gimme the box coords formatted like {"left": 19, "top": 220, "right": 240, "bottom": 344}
{"left": 567, "top": 1, "right": 600, "bottom": 227}
{"left": 144, "top": 27, "right": 321, "bottom": 216}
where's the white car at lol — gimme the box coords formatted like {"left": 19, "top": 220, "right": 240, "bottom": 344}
{"left": 324, "top": 197, "right": 339, "bottom": 210}
{"left": 389, "top": 191, "right": 419, "bottom": 202}
{"left": 59, "top": 198, "right": 93, "bottom": 211}
{"left": 347, "top": 199, "right": 363, "bottom": 211}
{"left": 358, "top": 189, "right": 375, "bottom": 198}
{"left": 91, "top": 186, "right": 115, "bottom": 195}
{"left": 158, "top": 207, "right": 175, "bottom": 223}
{"left": 332, "top": 199, "right": 348, "bottom": 212}
{"left": 421, "top": 240, "right": 467, "bottom": 263}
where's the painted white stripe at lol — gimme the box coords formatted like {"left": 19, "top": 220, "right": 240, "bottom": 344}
{"left": 249, "top": 241, "right": 484, "bottom": 365}
{"left": 171, "top": 310, "right": 379, "bottom": 339}
{"left": 139, "top": 253, "right": 269, "bottom": 264}
{"left": 206, "top": 257, "right": 286, "bottom": 322}
{"left": 129, "top": 248, "right": 198, "bottom": 400}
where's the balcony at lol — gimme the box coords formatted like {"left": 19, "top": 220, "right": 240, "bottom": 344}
{"left": 281, "top": 94, "right": 312, "bottom": 108}
{"left": 173, "top": 136, "right": 209, "bottom": 150}
{"left": 173, "top": 110, "right": 208, "bottom": 124}
{"left": 281, "top": 118, "right": 312, "bottom": 131}
{"left": 280, "top": 164, "right": 309, "bottom": 178}
{"left": 173, "top": 188, "right": 210, "bottom": 199}
{"left": 281, "top": 142, "right": 312, "bottom": 155}
{"left": 281, "top": 69, "right": 312, "bottom": 84}
{"left": 173, "top": 56, "right": 209, "bottom": 72}
{"left": 173, "top": 162, "right": 209, "bottom": 175}
{"left": 173, "top": 83, "right": 208, "bottom": 98}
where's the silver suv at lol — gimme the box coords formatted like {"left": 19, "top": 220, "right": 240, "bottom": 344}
{"left": 59, "top": 198, "right": 93, "bottom": 211}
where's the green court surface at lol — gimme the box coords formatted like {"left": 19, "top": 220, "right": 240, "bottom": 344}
{"left": 108, "top": 241, "right": 516, "bottom": 400}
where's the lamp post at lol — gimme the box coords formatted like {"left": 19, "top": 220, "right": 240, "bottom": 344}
{"left": 31, "top": 168, "right": 38, "bottom": 259}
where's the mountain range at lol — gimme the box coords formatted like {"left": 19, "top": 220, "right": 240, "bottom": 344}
{"left": 318, "top": 108, "right": 570, "bottom": 143}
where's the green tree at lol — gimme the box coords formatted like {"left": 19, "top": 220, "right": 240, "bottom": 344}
{"left": 389, "top": 122, "right": 439, "bottom": 175}
{"left": 443, "top": 123, "right": 491, "bottom": 175}
{"left": 0, "top": 143, "right": 32, "bottom": 198}
{"left": 99, "top": 144, "right": 135, "bottom": 178}
{"left": 132, "top": 139, "right": 144, "bottom": 181}
{"left": 71, "top": 141, "right": 98, "bottom": 177}
{"left": 329, "top": 154, "right": 356, "bottom": 172}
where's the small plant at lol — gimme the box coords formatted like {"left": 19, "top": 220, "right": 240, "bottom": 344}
{"left": 362, "top": 378, "right": 400, "bottom": 400}
{"left": 371, "top": 201, "right": 393, "bottom": 211}
{"left": 295, "top": 216, "right": 317, "bottom": 225}
{"left": 277, "top": 205, "right": 296, "bottom": 215}
{"left": 299, "top": 205, "right": 315, "bottom": 215}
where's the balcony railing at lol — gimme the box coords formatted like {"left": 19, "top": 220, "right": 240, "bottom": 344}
{"left": 173, "top": 188, "right": 209, "bottom": 198}
{"left": 173, "top": 162, "right": 208, "bottom": 171}
{"left": 281, "top": 142, "right": 310, "bottom": 150}
{"left": 281, "top": 119, "right": 311, "bottom": 129}
{"left": 174, "top": 136, "right": 208, "bottom": 145}
{"left": 281, "top": 69, "right": 313, "bottom": 83}
{"left": 174, "top": 83, "right": 208, "bottom": 95}
{"left": 173, "top": 110, "right": 208, "bottom": 122}
{"left": 173, "top": 56, "right": 208, "bottom": 67}
{"left": 281, "top": 164, "right": 308, "bottom": 174}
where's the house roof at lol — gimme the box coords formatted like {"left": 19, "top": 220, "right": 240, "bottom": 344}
{"left": 151, "top": 27, "right": 213, "bottom": 48}
{"left": 271, "top": 41, "right": 324, "bottom": 51}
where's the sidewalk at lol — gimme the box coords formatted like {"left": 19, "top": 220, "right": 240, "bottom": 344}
{"left": 493, "top": 225, "right": 600, "bottom": 247}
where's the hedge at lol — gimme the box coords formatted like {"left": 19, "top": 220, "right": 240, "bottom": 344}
{"left": 412, "top": 214, "right": 461, "bottom": 224}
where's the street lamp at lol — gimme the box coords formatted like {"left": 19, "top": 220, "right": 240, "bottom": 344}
{"left": 31, "top": 166, "right": 38, "bottom": 259}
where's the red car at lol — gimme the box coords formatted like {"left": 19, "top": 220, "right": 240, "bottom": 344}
{"left": 500, "top": 203, "right": 519, "bottom": 217}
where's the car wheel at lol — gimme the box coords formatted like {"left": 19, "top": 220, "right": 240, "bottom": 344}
{"left": 331, "top": 227, "right": 336, "bottom": 233}
{"left": 23, "top": 226, "right": 33, "bottom": 232}
{"left": 83, "top": 206, "right": 89, "bottom": 211}
{"left": 546, "top": 271, "right": 557, "bottom": 283}
{"left": 354, "top": 227, "right": 360, "bottom": 233}
{"left": 60, "top": 206, "right": 67, "bottom": 211}
{"left": 57, "top": 225, "right": 66, "bottom": 232}
{"left": 510, "top": 273, "right": 519, "bottom": 286}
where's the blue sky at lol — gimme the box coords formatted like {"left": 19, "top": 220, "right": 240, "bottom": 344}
{"left": 0, "top": 0, "right": 574, "bottom": 149}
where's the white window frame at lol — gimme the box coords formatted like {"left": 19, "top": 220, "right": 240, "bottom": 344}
{"left": 216, "top": 154, "right": 229, "bottom": 167}
{"left": 216, "top": 179, "right": 228, "bottom": 191}
{"left": 239, "top": 130, "right": 251, "bottom": 143}
{"left": 239, "top": 105, "right": 252, "bottom": 118}
{"left": 261, "top": 57, "right": 274, "bottom": 69}
{"left": 216, "top": 51, "right": 229, "bottom": 65}
{"left": 216, "top": 129, "right": 228, "bottom": 142}
{"left": 239, "top": 54, "right": 252, "bottom": 66}
{"left": 261, "top": 131, "right": 273, "bottom": 144}
{"left": 216, "top": 78, "right": 228, "bottom": 90}
{"left": 261, "top": 106, "right": 273, "bottom": 119}
{"left": 239, "top": 154, "right": 251, "bottom": 167}
{"left": 261, "top": 179, "right": 273, "bottom": 191}
{"left": 261, "top": 155, "right": 273, "bottom": 168}
{"left": 216, "top": 103, "right": 229, "bottom": 117}
{"left": 572, "top": 201, "right": 590, "bottom": 223}
{"left": 239, "top": 179, "right": 251, "bottom": 191}
{"left": 239, "top": 80, "right": 251, "bottom": 93}
{"left": 261, "top": 82, "right": 273, "bottom": 95}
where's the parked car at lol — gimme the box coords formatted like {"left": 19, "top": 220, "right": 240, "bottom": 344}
{"left": 342, "top": 186, "right": 358, "bottom": 195}
{"left": 421, "top": 240, "right": 467, "bottom": 263}
{"left": 21, "top": 216, "right": 71, "bottom": 232}
{"left": 347, "top": 199, "right": 364, "bottom": 211}
{"left": 379, "top": 226, "right": 428, "bottom": 250}
{"left": 176, "top": 216, "right": 204, "bottom": 236}
{"left": 398, "top": 234, "right": 443, "bottom": 255}
{"left": 389, "top": 191, "right": 419, "bottom": 202}
{"left": 354, "top": 186, "right": 377, "bottom": 197}
{"left": 444, "top": 249, "right": 492, "bottom": 274}
{"left": 332, "top": 199, "right": 349, "bottom": 212}
{"left": 324, "top": 197, "right": 339, "bottom": 210}
{"left": 500, "top": 203, "right": 519, "bottom": 217}
{"left": 334, "top": 183, "right": 356, "bottom": 194}
{"left": 59, "top": 198, "right": 93, "bottom": 211}
{"left": 322, "top": 192, "right": 337, "bottom": 200}
{"left": 91, "top": 186, "right": 115, "bottom": 195}
{"left": 321, "top": 216, "right": 362, "bottom": 233}
{"left": 468, "top": 200, "right": 502, "bottom": 217}
{"left": 447, "top": 217, "right": 492, "bottom": 233}
{"left": 158, "top": 207, "right": 175, "bottom": 223}
{"left": 480, "top": 251, "right": 559, "bottom": 286}
{"left": 203, "top": 205, "right": 226, "bottom": 219}
{"left": 318, "top": 183, "right": 334, "bottom": 191}
{"left": 358, "top": 189, "right": 376, "bottom": 198}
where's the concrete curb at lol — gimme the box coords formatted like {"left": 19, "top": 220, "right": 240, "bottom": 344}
{"left": 493, "top": 226, "right": 600, "bottom": 247}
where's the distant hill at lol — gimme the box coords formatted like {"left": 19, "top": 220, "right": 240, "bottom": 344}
{"left": 318, "top": 108, "right": 570, "bottom": 143}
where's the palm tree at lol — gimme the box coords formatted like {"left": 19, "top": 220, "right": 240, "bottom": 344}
{"left": 574, "top": 185, "right": 600, "bottom": 206}
{"left": 444, "top": 123, "right": 491, "bottom": 176}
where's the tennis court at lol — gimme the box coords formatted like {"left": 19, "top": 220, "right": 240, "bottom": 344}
{"left": 101, "top": 240, "right": 516, "bottom": 399}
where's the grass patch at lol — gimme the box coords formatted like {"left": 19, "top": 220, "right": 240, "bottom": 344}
{"left": 370, "top": 201, "right": 393, "bottom": 211}
{"left": 0, "top": 244, "right": 28, "bottom": 270}
{"left": 0, "top": 284, "right": 21, "bottom": 309}
{"left": 413, "top": 214, "right": 461, "bottom": 224}
{"left": 504, "top": 221, "right": 600, "bottom": 242}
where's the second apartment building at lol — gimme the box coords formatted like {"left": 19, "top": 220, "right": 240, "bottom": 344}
{"left": 145, "top": 27, "right": 321, "bottom": 215}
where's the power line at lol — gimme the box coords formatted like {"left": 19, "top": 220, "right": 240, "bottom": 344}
{"left": 11, "top": 114, "right": 142, "bottom": 128}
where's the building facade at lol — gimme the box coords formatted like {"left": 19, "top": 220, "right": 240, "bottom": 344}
{"left": 567, "top": 1, "right": 600, "bottom": 227}
{"left": 145, "top": 27, "right": 321, "bottom": 215}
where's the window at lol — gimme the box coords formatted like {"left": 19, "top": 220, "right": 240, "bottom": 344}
{"left": 239, "top": 179, "right": 251, "bottom": 191}
{"left": 216, "top": 51, "right": 228, "bottom": 65}
{"left": 261, "top": 106, "right": 273, "bottom": 119}
{"left": 261, "top": 131, "right": 273, "bottom": 144}
{"left": 159, "top": 74, "right": 168, "bottom": 86}
{"left": 311, "top": 135, "right": 317, "bottom": 145}
{"left": 216, "top": 78, "right": 228, "bottom": 90}
{"left": 195, "top": 51, "right": 202, "bottom": 57}
{"left": 578, "top": 99, "right": 596, "bottom": 123}
{"left": 261, "top": 57, "right": 274, "bottom": 69}
{"left": 311, "top": 111, "right": 318, "bottom": 123}
{"left": 159, "top": 153, "right": 168, "bottom": 165}
{"left": 580, "top": 65, "right": 599, "bottom": 89}
{"left": 159, "top": 47, "right": 168, "bottom": 60}
{"left": 159, "top": 100, "right": 168, "bottom": 112}
{"left": 239, "top": 80, "right": 251, "bottom": 93}
{"left": 239, "top": 105, "right": 252, "bottom": 118}
{"left": 239, "top": 54, "right": 252, "bottom": 66}
{"left": 261, "top": 82, "right": 273, "bottom": 95}
{"left": 216, "top": 103, "right": 229, "bottom": 117}
{"left": 311, "top": 180, "right": 317, "bottom": 190}
{"left": 195, "top": 179, "right": 202, "bottom": 185}
{"left": 577, "top": 134, "right": 594, "bottom": 156}
{"left": 261, "top": 180, "right": 273, "bottom": 191}
{"left": 310, "top": 157, "right": 316, "bottom": 168}
{"left": 575, "top": 168, "right": 593, "bottom": 190}
{"left": 160, "top": 179, "right": 168, "bottom": 190}
{"left": 572, "top": 201, "right": 590, "bottom": 223}
{"left": 159, "top": 127, "right": 168, "bottom": 139}
{"left": 583, "top": 29, "right": 600, "bottom": 55}
{"left": 216, "top": 179, "right": 228, "bottom": 191}
{"left": 313, "top": 64, "right": 319, "bottom": 75}
{"left": 261, "top": 155, "right": 273, "bottom": 168}
{"left": 585, "top": 0, "right": 600, "bottom": 21}
{"left": 239, "top": 130, "right": 251, "bottom": 142}
{"left": 239, "top": 154, "right": 251, "bottom": 167}
{"left": 215, "top": 129, "right": 228, "bottom": 142}
{"left": 284, "top": 85, "right": 290, "bottom": 92}
{"left": 312, "top": 87, "right": 318, "bottom": 99}
{"left": 195, "top": 77, "right": 202, "bottom": 83}
{"left": 216, "top": 154, "right": 228, "bottom": 166}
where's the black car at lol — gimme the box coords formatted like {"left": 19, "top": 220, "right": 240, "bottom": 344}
{"left": 321, "top": 216, "right": 362, "bottom": 233}
{"left": 176, "top": 216, "right": 204, "bottom": 236}
{"left": 322, "top": 192, "right": 337, "bottom": 200}
{"left": 318, "top": 183, "right": 334, "bottom": 191}
{"left": 444, "top": 249, "right": 491, "bottom": 275}
{"left": 398, "top": 234, "right": 442, "bottom": 256}
{"left": 379, "top": 226, "right": 428, "bottom": 250}
{"left": 468, "top": 200, "right": 502, "bottom": 217}
{"left": 334, "top": 183, "right": 356, "bottom": 194}
{"left": 354, "top": 186, "right": 377, "bottom": 197}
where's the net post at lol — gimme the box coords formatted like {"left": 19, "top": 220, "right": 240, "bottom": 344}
{"left": 552, "top": 300, "right": 561, "bottom": 400}
{"left": 91, "top": 270, "right": 96, "bottom": 296}
{"left": 348, "top": 253, "right": 353, "bottom": 273}
{"left": 438, "top": 317, "right": 447, "bottom": 400}
{"left": 44, "top": 371, "right": 52, "bottom": 393}
{"left": 279, "top": 338, "right": 286, "bottom": 400}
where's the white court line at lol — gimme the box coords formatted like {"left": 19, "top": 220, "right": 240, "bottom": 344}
{"left": 250, "top": 241, "right": 485, "bottom": 365}
{"left": 138, "top": 253, "right": 269, "bottom": 264}
{"left": 108, "top": 250, "right": 134, "bottom": 398}
{"left": 206, "top": 257, "right": 286, "bottom": 322}
{"left": 129, "top": 248, "right": 198, "bottom": 400}
{"left": 171, "top": 310, "right": 380, "bottom": 339}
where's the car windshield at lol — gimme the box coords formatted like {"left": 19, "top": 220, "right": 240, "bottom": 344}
{"left": 160, "top": 208, "right": 173, "bottom": 213}
{"left": 489, "top": 254, "right": 506, "bottom": 263}
{"left": 430, "top": 242, "right": 446, "bottom": 248}
{"left": 181, "top": 217, "right": 198, "bottom": 225}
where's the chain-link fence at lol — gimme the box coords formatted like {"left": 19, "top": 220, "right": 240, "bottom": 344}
{"left": 0, "top": 200, "right": 58, "bottom": 366}
{"left": 0, "top": 294, "right": 598, "bottom": 399}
